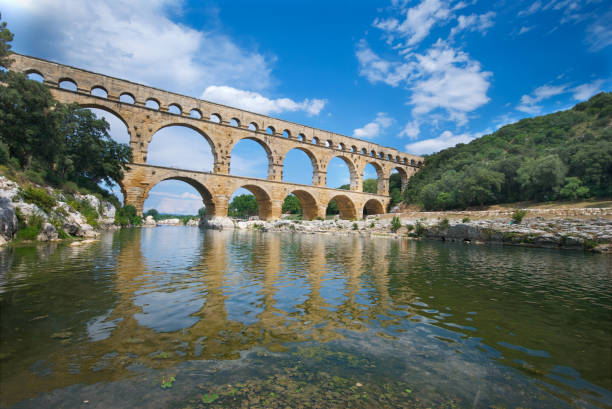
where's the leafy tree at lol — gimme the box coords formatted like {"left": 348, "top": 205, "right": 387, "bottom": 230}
{"left": 326, "top": 199, "right": 339, "bottom": 215}
{"left": 0, "top": 13, "right": 13, "bottom": 68}
{"left": 363, "top": 178, "right": 377, "bottom": 194}
{"left": 229, "top": 194, "right": 258, "bottom": 218}
{"left": 198, "top": 207, "right": 206, "bottom": 217}
{"left": 516, "top": 154, "right": 566, "bottom": 201}
{"left": 282, "top": 194, "right": 302, "bottom": 214}
{"left": 115, "top": 205, "right": 141, "bottom": 226}
{"left": 144, "top": 208, "right": 160, "bottom": 220}
{"left": 559, "top": 177, "right": 590, "bottom": 200}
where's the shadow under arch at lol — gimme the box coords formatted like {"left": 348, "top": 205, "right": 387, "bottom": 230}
{"left": 326, "top": 155, "right": 358, "bottom": 190}
{"left": 230, "top": 136, "right": 273, "bottom": 179}
{"left": 287, "top": 189, "right": 319, "bottom": 220}
{"left": 363, "top": 198, "right": 384, "bottom": 217}
{"left": 390, "top": 166, "right": 408, "bottom": 191}
{"left": 235, "top": 184, "right": 273, "bottom": 220}
{"left": 364, "top": 161, "right": 385, "bottom": 195}
{"left": 281, "top": 147, "right": 320, "bottom": 185}
{"left": 143, "top": 176, "right": 216, "bottom": 216}
{"left": 327, "top": 194, "right": 357, "bottom": 220}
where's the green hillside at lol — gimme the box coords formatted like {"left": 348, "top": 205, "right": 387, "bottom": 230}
{"left": 403, "top": 92, "right": 612, "bottom": 210}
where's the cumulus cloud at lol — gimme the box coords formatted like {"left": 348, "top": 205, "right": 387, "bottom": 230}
{"left": 517, "top": 26, "right": 534, "bottom": 35}
{"left": 516, "top": 84, "right": 568, "bottom": 114}
{"left": 355, "top": 40, "right": 412, "bottom": 87}
{"left": 404, "top": 130, "right": 478, "bottom": 155}
{"left": 2, "top": 0, "right": 275, "bottom": 96}
{"left": 201, "top": 86, "right": 326, "bottom": 116}
{"left": 585, "top": 9, "right": 612, "bottom": 51}
{"left": 399, "top": 120, "right": 421, "bottom": 139}
{"left": 352, "top": 113, "right": 393, "bottom": 139}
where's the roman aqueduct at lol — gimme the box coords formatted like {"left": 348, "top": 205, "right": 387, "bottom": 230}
{"left": 9, "top": 54, "right": 424, "bottom": 220}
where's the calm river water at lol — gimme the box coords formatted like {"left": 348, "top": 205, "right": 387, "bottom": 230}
{"left": 0, "top": 227, "right": 610, "bottom": 408}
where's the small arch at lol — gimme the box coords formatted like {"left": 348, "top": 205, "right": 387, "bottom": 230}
{"left": 287, "top": 190, "right": 319, "bottom": 220}
{"left": 387, "top": 154, "right": 393, "bottom": 161}
{"left": 168, "top": 104, "right": 182, "bottom": 115}
{"left": 266, "top": 126, "right": 275, "bottom": 135}
{"left": 312, "top": 136, "right": 320, "bottom": 145}
{"left": 190, "top": 109, "right": 202, "bottom": 119}
{"left": 370, "top": 150, "right": 376, "bottom": 157}
{"left": 326, "top": 195, "right": 357, "bottom": 220}
{"left": 230, "top": 118, "right": 240, "bottom": 127}
{"left": 58, "top": 78, "right": 77, "bottom": 91}
{"left": 90, "top": 86, "right": 108, "bottom": 98}
{"left": 418, "top": 161, "right": 423, "bottom": 167}
{"left": 326, "top": 139, "right": 333, "bottom": 147}
{"left": 298, "top": 133, "right": 305, "bottom": 142}
{"left": 338, "top": 142, "right": 346, "bottom": 151}
{"left": 410, "top": 159, "right": 416, "bottom": 166}
{"left": 396, "top": 155, "right": 401, "bottom": 162}
{"left": 379, "top": 152, "right": 385, "bottom": 159}
{"left": 145, "top": 98, "right": 160, "bottom": 110}
{"left": 361, "top": 148, "right": 368, "bottom": 155}
{"left": 210, "top": 113, "right": 221, "bottom": 123}
{"left": 119, "top": 93, "right": 135, "bottom": 104}
{"left": 282, "top": 129, "right": 291, "bottom": 138}
{"left": 248, "top": 122, "right": 258, "bottom": 131}
{"left": 351, "top": 145, "right": 358, "bottom": 153}
{"left": 25, "top": 70, "right": 44, "bottom": 83}
{"left": 403, "top": 158, "right": 408, "bottom": 165}
{"left": 363, "top": 199, "right": 384, "bottom": 217}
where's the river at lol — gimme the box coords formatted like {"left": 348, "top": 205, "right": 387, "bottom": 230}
{"left": 0, "top": 226, "right": 610, "bottom": 408}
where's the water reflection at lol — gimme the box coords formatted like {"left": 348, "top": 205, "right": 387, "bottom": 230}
{"left": 0, "top": 227, "right": 610, "bottom": 408}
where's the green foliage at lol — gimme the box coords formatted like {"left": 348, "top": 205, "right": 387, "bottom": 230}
{"left": 352, "top": 222, "right": 358, "bottom": 230}
{"left": 362, "top": 178, "right": 378, "bottom": 194}
{"left": 405, "top": 224, "right": 414, "bottom": 231}
{"left": 201, "top": 393, "right": 219, "bottom": 404}
{"left": 229, "top": 194, "right": 258, "bottom": 218}
{"left": 67, "top": 198, "right": 100, "bottom": 228}
{"left": 144, "top": 208, "right": 160, "bottom": 221}
{"left": 462, "top": 217, "right": 470, "bottom": 223}
{"left": 15, "top": 214, "right": 44, "bottom": 241}
{"left": 198, "top": 207, "right": 206, "bottom": 218}
{"left": 326, "top": 199, "right": 339, "bottom": 215}
{"left": 511, "top": 209, "right": 527, "bottom": 224}
{"left": 282, "top": 194, "right": 302, "bottom": 214}
{"left": 115, "top": 204, "right": 141, "bottom": 227}
{"left": 20, "top": 186, "right": 56, "bottom": 213}
{"left": 415, "top": 221, "right": 425, "bottom": 237}
{"left": 438, "top": 218, "right": 450, "bottom": 229}
{"left": 403, "top": 92, "right": 612, "bottom": 209}
{"left": 160, "top": 376, "right": 175, "bottom": 389}
{"left": 390, "top": 215, "right": 401, "bottom": 233}
{"left": 0, "top": 13, "right": 14, "bottom": 69}
{"left": 559, "top": 177, "right": 590, "bottom": 200}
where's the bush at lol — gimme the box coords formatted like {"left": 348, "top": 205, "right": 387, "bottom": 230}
{"left": 115, "top": 204, "right": 141, "bottom": 227}
{"left": 462, "top": 217, "right": 470, "bottom": 223}
{"left": 369, "top": 222, "right": 375, "bottom": 228}
{"left": 352, "top": 222, "right": 358, "bottom": 230}
{"left": 68, "top": 198, "right": 99, "bottom": 228}
{"left": 405, "top": 224, "right": 414, "bottom": 231}
{"left": 391, "top": 216, "right": 401, "bottom": 233}
{"left": 15, "top": 214, "right": 44, "bottom": 240}
{"left": 21, "top": 186, "right": 57, "bottom": 213}
{"left": 415, "top": 221, "right": 425, "bottom": 237}
{"left": 438, "top": 218, "right": 450, "bottom": 229}
{"left": 511, "top": 209, "right": 527, "bottom": 224}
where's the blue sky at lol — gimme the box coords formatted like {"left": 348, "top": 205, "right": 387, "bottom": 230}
{"left": 1, "top": 0, "right": 610, "bottom": 214}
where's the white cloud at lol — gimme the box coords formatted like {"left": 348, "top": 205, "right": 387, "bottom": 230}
{"left": 373, "top": 0, "right": 453, "bottom": 48}
{"left": 409, "top": 41, "right": 492, "bottom": 125}
{"left": 572, "top": 80, "right": 605, "bottom": 100}
{"left": 352, "top": 112, "right": 394, "bottom": 139}
{"left": 201, "top": 86, "right": 326, "bottom": 116}
{"left": 2, "top": 0, "right": 273, "bottom": 95}
{"left": 585, "top": 9, "right": 612, "bottom": 51}
{"left": 355, "top": 40, "right": 412, "bottom": 87}
{"left": 518, "top": 1, "right": 542, "bottom": 16}
{"left": 404, "top": 130, "right": 477, "bottom": 155}
{"left": 516, "top": 84, "right": 568, "bottom": 113}
{"left": 399, "top": 120, "right": 421, "bottom": 139}
{"left": 518, "top": 26, "right": 534, "bottom": 35}
{"left": 449, "top": 12, "right": 495, "bottom": 37}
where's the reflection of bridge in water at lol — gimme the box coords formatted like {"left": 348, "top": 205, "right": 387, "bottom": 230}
{"left": 10, "top": 54, "right": 424, "bottom": 220}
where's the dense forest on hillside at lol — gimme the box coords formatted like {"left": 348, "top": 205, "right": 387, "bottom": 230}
{"left": 403, "top": 92, "right": 612, "bottom": 210}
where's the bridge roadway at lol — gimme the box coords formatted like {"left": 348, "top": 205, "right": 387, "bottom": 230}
{"left": 9, "top": 53, "right": 424, "bottom": 219}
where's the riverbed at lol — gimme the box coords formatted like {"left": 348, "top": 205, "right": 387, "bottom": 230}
{"left": 0, "top": 226, "right": 610, "bottom": 408}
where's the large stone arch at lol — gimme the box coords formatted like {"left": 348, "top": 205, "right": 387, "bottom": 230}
{"left": 388, "top": 166, "right": 409, "bottom": 192}
{"left": 362, "top": 198, "right": 384, "bottom": 217}
{"left": 230, "top": 184, "right": 274, "bottom": 221}
{"left": 287, "top": 189, "right": 320, "bottom": 220}
{"left": 281, "top": 146, "right": 321, "bottom": 185}
{"left": 229, "top": 135, "right": 275, "bottom": 179}
{"left": 361, "top": 161, "right": 387, "bottom": 195}
{"left": 78, "top": 103, "right": 131, "bottom": 133}
{"left": 148, "top": 123, "right": 219, "bottom": 168}
{"left": 327, "top": 194, "right": 357, "bottom": 220}
{"left": 325, "top": 155, "right": 358, "bottom": 190}
{"left": 142, "top": 176, "right": 216, "bottom": 217}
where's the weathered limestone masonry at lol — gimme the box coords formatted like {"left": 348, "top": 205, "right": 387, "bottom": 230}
{"left": 9, "top": 53, "right": 424, "bottom": 220}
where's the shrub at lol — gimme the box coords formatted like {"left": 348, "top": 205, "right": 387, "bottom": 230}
{"left": 21, "top": 186, "right": 56, "bottom": 213}
{"left": 391, "top": 216, "right": 402, "bottom": 233}
{"left": 15, "top": 214, "right": 44, "bottom": 241}
{"left": 462, "top": 217, "right": 470, "bottom": 223}
{"left": 68, "top": 199, "right": 100, "bottom": 228}
{"left": 405, "top": 224, "right": 414, "bottom": 231}
{"left": 57, "top": 229, "right": 69, "bottom": 239}
{"left": 369, "top": 222, "right": 375, "bottom": 228}
{"left": 511, "top": 209, "right": 527, "bottom": 224}
{"left": 115, "top": 204, "right": 141, "bottom": 227}
{"left": 438, "top": 218, "right": 450, "bottom": 229}
{"left": 352, "top": 222, "right": 358, "bottom": 230}
{"left": 415, "top": 221, "right": 425, "bottom": 237}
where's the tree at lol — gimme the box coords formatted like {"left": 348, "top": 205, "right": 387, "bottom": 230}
{"left": 363, "top": 178, "right": 377, "bottom": 194}
{"left": 326, "top": 199, "right": 339, "bottom": 215}
{"left": 229, "top": 194, "right": 258, "bottom": 218}
{"left": 0, "top": 14, "right": 14, "bottom": 69}
{"left": 559, "top": 177, "right": 590, "bottom": 200}
{"left": 144, "top": 208, "right": 160, "bottom": 220}
{"left": 198, "top": 207, "right": 206, "bottom": 218}
{"left": 282, "top": 194, "right": 302, "bottom": 214}
{"left": 516, "top": 155, "right": 566, "bottom": 201}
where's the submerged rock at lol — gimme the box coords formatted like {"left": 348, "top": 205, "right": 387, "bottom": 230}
{"left": 0, "top": 197, "right": 18, "bottom": 243}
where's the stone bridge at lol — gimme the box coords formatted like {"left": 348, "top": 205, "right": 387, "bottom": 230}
{"left": 9, "top": 53, "right": 424, "bottom": 220}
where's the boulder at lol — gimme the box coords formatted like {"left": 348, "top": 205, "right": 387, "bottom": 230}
{"left": 0, "top": 197, "right": 18, "bottom": 241}
{"left": 37, "top": 223, "right": 58, "bottom": 241}
{"left": 199, "top": 216, "right": 235, "bottom": 230}
{"left": 143, "top": 215, "right": 156, "bottom": 226}
{"left": 157, "top": 218, "right": 181, "bottom": 225}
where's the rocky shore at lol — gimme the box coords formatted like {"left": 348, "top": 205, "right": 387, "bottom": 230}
{"left": 0, "top": 176, "right": 117, "bottom": 246}
{"left": 199, "top": 210, "right": 612, "bottom": 253}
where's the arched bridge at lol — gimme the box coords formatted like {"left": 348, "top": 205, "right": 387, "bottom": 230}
{"left": 9, "top": 53, "right": 424, "bottom": 220}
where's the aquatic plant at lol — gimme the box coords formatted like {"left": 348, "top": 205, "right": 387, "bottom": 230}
{"left": 160, "top": 375, "right": 175, "bottom": 389}
{"left": 201, "top": 393, "right": 219, "bottom": 403}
